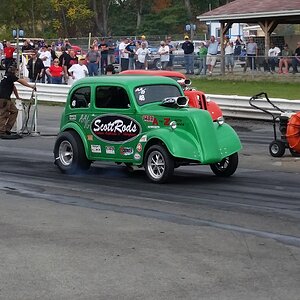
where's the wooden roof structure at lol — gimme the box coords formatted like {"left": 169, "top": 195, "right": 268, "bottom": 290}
{"left": 197, "top": 0, "right": 300, "bottom": 74}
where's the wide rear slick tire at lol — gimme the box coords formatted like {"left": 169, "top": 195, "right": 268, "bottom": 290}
{"left": 144, "top": 145, "right": 174, "bottom": 183}
{"left": 54, "top": 131, "right": 91, "bottom": 174}
{"left": 210, "top": 152, "right": 238, "bottom": 177}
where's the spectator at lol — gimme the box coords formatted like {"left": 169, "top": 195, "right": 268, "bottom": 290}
{"left": 166, "top": 36, "right": 175, "bottom": 71}
{"left": 278, "top": 44, "right": 293, "bottom": 74}
{"left": 0, "top": 66, "right": 36, "bottom": 138}
{"left": 107, "top": 37, "right": 116, "bottom": 64}
{"left": 64, "top": 39, "right": 72, "bottom": 50}
{"left": 27, "top": 51, "right": 44, "bottom": 83}
{"left": 135, "top": 42, "right": 149, "bottom": 69}
{"left": 244, "top": 37, "right": 257, "bottom": 72}
{"left": 182, "top": 35, "right": 194, "bottom": 74}
{"left": 140, "top": 35, "right": 148, "bottom": 48}
{"left": 49, "top": 43, "right": 58, "bottom": 61}
{"left": 197, "top": 41, "right": 207, "bottom": 75}
{"left": 225, "top": 40, "right": 234, "bottom": 73}
{"left": 63, "top": 49, "right": 78, "bottom": 84}
{"left": 3, "top": 41, "right": 15, "bottom": 72}
{"left": 105, "top": 64, "right": 115, "bottom": 75}
{"left": 46, "top": 58, "right": 64, "bottom": 84}
{"left": 68, "top": 56, "right": 89, "bottom": 84}
{"left": 56, "top": 38, "right": 63, "bottom": 48}
{"left": 292, "top": 41, "right": 300, "bottom": 74}
{"left": 119, "top": 37, "right": 130, "bottom": 71}
{"left": 234, "top": 35, "right": 244, "bottom": 59}
{"left": 267, "top": 43, "right": 281, "bottom": 73}
{"left": 38, "top": 45, "right": 52, "bottom": 83}
{"left": 92, "top": 38, "right": 99, "bottom": 51}
{"left": 158, "top": 41, "right": 169, "bottom": 70}
{"left": 0, "top": 40, "right": 3, "bottom": 56}
{"left": 99, "top": 38, "right": 109, "bottom": 75}
{"left": 86, "top": 46, "right": 100, "bottom": 76}
{"left": 21, "top": 39, "right": 33, "bottom": 53}
{"left": 206, "top": 35, "right": 219, "bottom": 75}
{"left": 125, "top": 39, "right": 136, "bottom": 70}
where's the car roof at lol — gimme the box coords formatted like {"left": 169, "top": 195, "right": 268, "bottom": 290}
{"left": 73, "top": 75, "right": 179, "bottom": 89}
{"left": 120, "top": 70, "right": 186, "bottom": 79}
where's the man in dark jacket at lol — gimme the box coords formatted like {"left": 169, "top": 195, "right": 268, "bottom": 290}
{"left": 27, "top": 51, "right": 45, "bottom": 82}
{"left": 0, "top": 66, "right": 36, "bottom": 138}
{"left": 182, "top": 36, "right": 195, "bottom": 74}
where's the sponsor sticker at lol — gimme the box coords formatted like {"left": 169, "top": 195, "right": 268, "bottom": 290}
{"left": 87, "top": 134, "right": 93, "bottom": 141}
{"left": 139, "top": 135, "right": 147, "bottom": 142}
{"left": 120, "top": 147, "right": 134, "bottom": 156}
{"left": 105, "top": 146, "right": 115, "bottom": 155}
{"left": 91, "top": 145, "right": 101, "bottom": 153}
{"left": 136, "top": 143, "right": 142, "bottom": 152}
{"left": 69, "top": 115, "right": 76, "bottom": 121}
{"left": 134, "top": 153, "right": 141, "bottom": 160}
{"left": 91, "top": 114, "right": 141, "bottom": 143}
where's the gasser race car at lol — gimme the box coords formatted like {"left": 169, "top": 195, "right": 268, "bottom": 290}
{"left": 54, "top": 76, "right": 242, "bottom": 183}
{"left": 120, "top": 70, "right": 223, "bottom": 121}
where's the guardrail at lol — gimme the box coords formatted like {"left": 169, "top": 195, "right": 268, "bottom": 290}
{"left": 15, "top": 83, "right": 300, "bottom": 120}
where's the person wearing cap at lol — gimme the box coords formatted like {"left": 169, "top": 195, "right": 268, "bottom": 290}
{"left": 140, "top": 35, "right": 148, "bottom": 48}
{"left": 135, "top": 42, "right": 149, "bottom": 70}
{"left": 182, "top": 35, "right": 195, "bottom": 74}
{"left": 158, "top": 41, "right": 170, "bottom": 70}
{"left": 68, "top": 56, "right": 88, "bottom": 83}
{"left": 0, "top": 66, "right": 36, "bottom": 138}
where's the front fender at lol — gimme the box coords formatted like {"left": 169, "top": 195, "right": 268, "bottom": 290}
{"left": 145, "top": 128, "right": 203, "bottom": 161}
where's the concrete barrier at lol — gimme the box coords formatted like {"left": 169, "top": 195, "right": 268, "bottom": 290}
{"left": 14, "top": 83, "right": 300, "bottom": 120}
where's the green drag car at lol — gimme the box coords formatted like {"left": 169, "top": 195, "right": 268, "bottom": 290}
{"left": 54, "top": 75, "right": 242, "bottom": 183}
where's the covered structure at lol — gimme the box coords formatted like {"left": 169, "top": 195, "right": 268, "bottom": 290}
{"left": 197, "top": 0, "right": 300, "bottom": 73}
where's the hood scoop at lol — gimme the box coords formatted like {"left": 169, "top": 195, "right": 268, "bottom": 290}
{"left": 161, "top": 96, "right": 189, "bottom": 108}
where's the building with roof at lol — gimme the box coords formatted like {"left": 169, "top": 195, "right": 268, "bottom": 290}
{"left": 197, "top": 0, "right": 300, "bottom": 73}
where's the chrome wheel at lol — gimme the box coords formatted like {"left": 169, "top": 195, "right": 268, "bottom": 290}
{"left": 147, "top": 150, "right": 166, "bottom": 180}
{"left": 144, "top": 145, "right": 174, "bottom": 183}
{"left": 59, "top": 140, "right": 73, "bottom": 166}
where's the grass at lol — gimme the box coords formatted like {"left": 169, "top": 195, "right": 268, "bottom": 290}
{"left": 191, "top": 78, "right": 300, "bottom": 100}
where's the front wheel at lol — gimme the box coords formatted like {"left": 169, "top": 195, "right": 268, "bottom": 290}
{"left": 144, "top": 145, "right": 174, "bottom": 183}
{"left": 54, "top": 131, "right": 91, "bottom": 174}
{"left": 269, "top": 140, "right": 285, "bottom": 157}
{"left": 210, "top": 153, "right": 238, "bottom": 177}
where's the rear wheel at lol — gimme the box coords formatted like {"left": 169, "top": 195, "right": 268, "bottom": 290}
{"left": 144, "top": 145, "right": 174, "bottom": 183}
{"left": 269, "top": 140, "right": 285, "bottom": 157}
{"left": 210, "top": 153, "right": 238, "bottom": 177}
{"left": 54, "top": 131, "right": 91, "bottom": 174}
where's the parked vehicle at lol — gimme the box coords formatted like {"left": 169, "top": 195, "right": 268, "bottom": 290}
{"left": 119, "top": 70, "right": 223, "bottom": 121}
{"left": 54, "top": 76, "right": 242, "bottom": 183}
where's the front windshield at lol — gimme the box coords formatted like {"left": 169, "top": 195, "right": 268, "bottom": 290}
{"left": 134, "top": 84, "right": 182, "bottom": 106}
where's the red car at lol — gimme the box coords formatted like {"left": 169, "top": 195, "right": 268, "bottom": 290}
{"left": 119, "top": 70, "right": 222, "bottom": 121}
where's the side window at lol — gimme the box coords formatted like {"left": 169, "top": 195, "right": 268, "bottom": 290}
{"left": 70, "top": 87, "right": 91, "bottom": 109}
{"left": 96, "top": 86, "right": 130, "bottom": 109}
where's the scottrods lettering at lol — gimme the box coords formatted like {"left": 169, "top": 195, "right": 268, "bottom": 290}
{"left": 91, "top": 115, "right": 141, "bottom": 143}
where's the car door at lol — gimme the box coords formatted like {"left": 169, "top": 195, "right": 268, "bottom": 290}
{"left": 88, "top": 85, "right": 141, "bottom": 162}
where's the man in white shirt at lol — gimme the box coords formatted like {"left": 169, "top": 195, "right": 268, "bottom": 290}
{"left": 158, "top": 41, "right": 169, "bottom": 70}
{"left": 268, "top": 42, "right": 281, "bottom": 73}
{"left": 119, "top": 37, "right": 129, "bottom": 71}
{"left": 135, "top": 42, "right": 149, "bottom": 69}
{"left": 39, "top": 45, "right": 52, "bottom": 83}
{"left": 68, "top": 57, "right": 88, "bottom": 84}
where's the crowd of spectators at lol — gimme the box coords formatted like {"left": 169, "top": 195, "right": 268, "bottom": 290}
{"left": 0, "top": 35, "right": 300, "bottom": 82}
